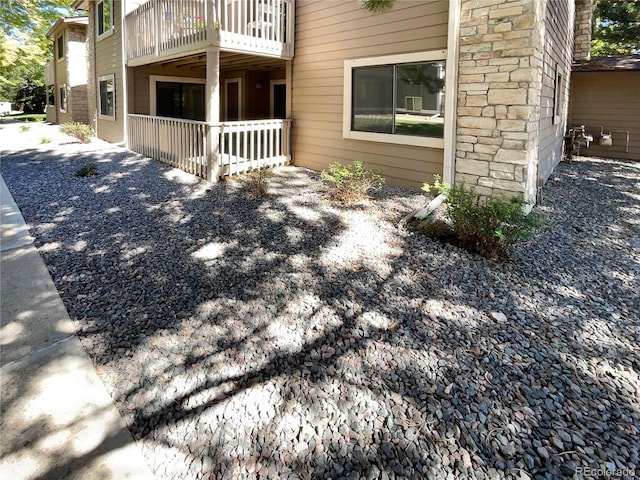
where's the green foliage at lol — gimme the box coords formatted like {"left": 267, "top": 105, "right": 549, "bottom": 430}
{"left": 591, "top": 0, "right": 640, "bottom": 56}
{"left": 6, "top": 113, "right": 45, "bottom": 122}
{"left": 74, "top": 161, "right": 98, "bottom": 177}
{"left": 40, "top": 137, "right": 51, "bottom": 144}
{"left": 60, "top": 121, "right": 94, "bottom": 143}
{"left": 358, "top": 0, "right": 395, "bottom": 14}
{"left": 244, "top": 168, "right": 273, "bottom": 198}
{"left": 321, "top": 160, "right": 384, "bottom": 203}
{"left": 0, "top": 1, "right": 75, "bottom": 103}
{"left": 14, "top": 78, "right": 46, "bottom": 113}
{"left": 19, "top": 124, "right": 30, "bottom": 132}
{"left": 421, "top": 176, "right": 545, "bottom": 258}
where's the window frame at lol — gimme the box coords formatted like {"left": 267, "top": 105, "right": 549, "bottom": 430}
{"left": 343, "top": 50, "right": 446, "bottom": 149}
{"left": 98, "top": 74, "right": 116, "bottom": 121}
{"left": 59, "top": 85, "right": 67, "bottom": 113}
{"left": 56, "top": 33, "right": 64, "bottom": 61}
{"left": 552, "top": 64, "right": 562, "bottom": 125}
{"left": 96, "top": 0, "right": 114, "bottom": 40}
{"left": 149, "top": 75, "right": 206, "bottom": 119}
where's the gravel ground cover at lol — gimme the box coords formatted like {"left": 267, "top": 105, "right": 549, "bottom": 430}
{"left": 1, "top": 124, "right": 639, "bottom": 479}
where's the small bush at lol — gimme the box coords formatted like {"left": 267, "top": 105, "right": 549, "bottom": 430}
{"left": 421, "top": 176, "right": 545, "bottom": 258}
{"left": 40, "top": 137, "right": 51, "bottom": 144}
{"left": 320, "top": 160, "right": 384, "bottom": 203}
{"left": 244, "top": 168, "right": 272, "bottom": 198}
{"left": 19, "top": 125, "right": 30, "bottom": 132}
{"left": 74, "top": 161, "right": 98, "bottom": 177}
{"left": 60, "top": 121, "right": 94, "bottom": 143}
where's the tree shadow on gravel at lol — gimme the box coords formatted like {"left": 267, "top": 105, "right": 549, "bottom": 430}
{"left": 1, "top": 150, "right": 638, "bottom": 480}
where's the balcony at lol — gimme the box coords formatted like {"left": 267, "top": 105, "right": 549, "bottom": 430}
{"left": 45, "top": 61, "right": 55, "bottom": 85}
{"left": 125, "top": 0, "right": 294, "bottom": 66}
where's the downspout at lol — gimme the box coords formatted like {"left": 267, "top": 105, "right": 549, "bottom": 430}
{"left": 408, "top": 0, "right": 460, "bottom": 222}
{"left": 443, "top": 0, "right": 460, "bottom": 185}
{"left": 121, "top": 0, "right": 128, "bottom": 147}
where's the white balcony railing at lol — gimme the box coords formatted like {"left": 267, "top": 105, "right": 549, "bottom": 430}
{"left": 125, "top": 0, "right": 294, "bottom": 64}
{"left": 127, "top": 114, "right": 292, "bottom": 180}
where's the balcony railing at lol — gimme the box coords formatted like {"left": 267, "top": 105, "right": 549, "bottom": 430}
{"left": 45, "top": 61, "right": 55, "bottom": 85}
{"left": 127, "top": 114, "right": 292, "bottom": 180}
{"left": 125, "top": 0, "right": 294, "bottom": 65}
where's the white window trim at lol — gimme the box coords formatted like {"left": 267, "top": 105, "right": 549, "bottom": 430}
{"left": 343, "top": 50, "right": 447, "bottom": 149}
{"left": 149, "top": 75, "right": 206, "bottom": 117}
{"left": 552, "top": 64, "right": 562, "bottom": 126}
{"left": 59, "top": 84, "right": 67, "bottom": 113}
{"left": 96, "top": 0, "right": 114, "bottom": 41}
{"left": 56, "top": 33, "right": 65, "bottom": 62}
{"left": 224, "top": 77, "right": 242, "bottom": 121}
{"left": 98, "top": 74, "right": 116, "bottom": 121}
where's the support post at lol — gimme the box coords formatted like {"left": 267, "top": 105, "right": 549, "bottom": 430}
{"left": 205, "top": 47, "right": 220, "bottom": 182}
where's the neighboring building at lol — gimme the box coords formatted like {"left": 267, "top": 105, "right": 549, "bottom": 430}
{"left": 45, "top": 16, "right": 89, "bottom": 125}
{"left": 62, "top": 0, "right": 596, "bottom": 205}
{"left": 0, "top": 102, "right": 11, "bottom": 116}
{"left": 568, "top": 55, "right": 640, "bottom": 161}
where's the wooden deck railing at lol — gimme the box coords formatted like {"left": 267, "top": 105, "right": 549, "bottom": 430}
{"left": 127, "top": 115, "right": 292, "bottom": 180}
{"left": 125, "top": 0, "right": 294, "bottom": 64}
{"left": 219, "top": 119, "right": 292, "bottom": 175}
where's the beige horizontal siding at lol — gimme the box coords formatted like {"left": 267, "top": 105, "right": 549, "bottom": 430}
{"left": 292, "top": 0, "right": 448, "bottom": 190}
{"left": 95, "top": 0, "right": 124, "bottom": 143}
{"left": 131, "top": 64, "right": 206, "bottom": 116}
{"left": 569, "top": 71, "right": 640, "bottom": 161}
{"left": 537, "top": 0, "right": 572, "bottom": 184}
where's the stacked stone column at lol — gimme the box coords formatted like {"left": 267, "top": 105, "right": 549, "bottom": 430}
{"left": 573, "top": 0, "right": 594, "bottom": 61}
{"left": 455, "top": 0, "right": 545, "bottom": 203}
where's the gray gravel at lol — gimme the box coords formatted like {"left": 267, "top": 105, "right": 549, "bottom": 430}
{"left": 1, "top": 126, "right": 639, "bottom": 480}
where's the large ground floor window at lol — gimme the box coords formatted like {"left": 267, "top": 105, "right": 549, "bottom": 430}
{"left": 156, "top": 81, "right": 205, "bottom": 121}
{"left": 343, "top": 51, "right": 446, "bottom": 149}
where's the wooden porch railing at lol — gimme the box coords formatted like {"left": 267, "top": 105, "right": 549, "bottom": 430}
{"left": 125, "top": 0, "right": 294, "bottom": 65}
{"left": 219, "top": 119, "right": 292, "bottom": 175}
{"left": 128, "top": 114, "right": 213, "bottom": 179}
{"left": 127, "top": 115, "right": 292, "bottom": 180}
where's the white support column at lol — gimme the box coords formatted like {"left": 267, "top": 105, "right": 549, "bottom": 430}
{"left": 205, "top": 47, "right": 220, "bottom": 182}
{"left": 285, "top": 60, "right": 292, "bottom": 118}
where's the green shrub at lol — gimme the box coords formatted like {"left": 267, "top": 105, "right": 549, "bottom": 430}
{"left": 19, "top": 125, "right": 30, "bottom": 132}
{"left": 421, "top": 176, "right": 545, "bottom": 258}
{"left": 60, "top": 121, "right": 94, "bottom": 143}
{"left": 244, "top": 167, "right": 272, "bottom": 198}
{"left": 320, "top": 160, "right": 384, "bottom": 203}
{"left": 74, "top": 161, "right": 98, "bottom": 177}
{"left": 40, "top": 137, "right": 51, "bottom": 144}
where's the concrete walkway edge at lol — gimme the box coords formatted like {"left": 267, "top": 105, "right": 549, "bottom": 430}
{"left": 1, "top": 174, "right": 156, "bottom": 480}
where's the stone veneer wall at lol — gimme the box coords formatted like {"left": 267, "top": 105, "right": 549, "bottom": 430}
{"left": 573, "top": 0, "right": 594, "bottom": 61}
{"left": 455, "top": 0, "right": 546, "bottom": 204}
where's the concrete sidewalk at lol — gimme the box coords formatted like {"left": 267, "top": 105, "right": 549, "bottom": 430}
{"left": 1, "top": 175, "right": 155, "bottom": 479}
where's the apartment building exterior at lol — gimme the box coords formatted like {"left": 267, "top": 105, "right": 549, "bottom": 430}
{"left": 57, "top": 0, "right": 595, "bottom": 205}
{"left": 45, "top": 16, "right": 89, "bottom": 125}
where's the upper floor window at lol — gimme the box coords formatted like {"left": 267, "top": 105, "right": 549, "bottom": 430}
{"left": 344, "top": 51, "right": 446, "bottom": 149}
{"left": 97, "top": 0, "right": 113, "bottom": 38}
{"left": 56, "top": 34, "right": 64, "bottom": 60}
